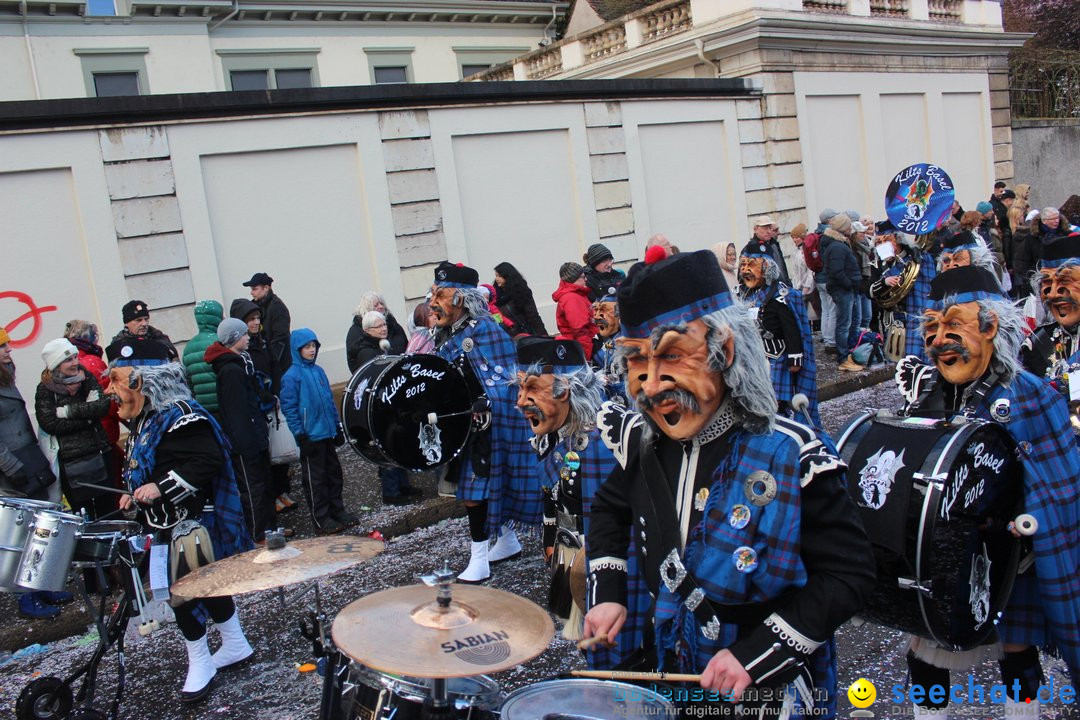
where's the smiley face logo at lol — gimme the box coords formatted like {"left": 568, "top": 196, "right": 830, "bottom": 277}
{"left": 847, "top": 678, "right": 876, "bottom": 709}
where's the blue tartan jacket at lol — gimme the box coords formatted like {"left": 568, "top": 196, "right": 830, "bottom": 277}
{"left": 740, "top": 283, "right": 821, "bottom": 427}
{"left": 880, "top": 250, "right": 936, "bottom": 363}
{"left": 434, "top": 313, "right": 541, "bottom": 533}
{"left": 591, "top": 331, "right": 628, "bottom": 406}
{"left": 901, "top": 362, "right": 1080, "bottom": 684}
{"left": 588, "top": 402, "right": 873, "bottom": 715}
{"left": 534, "top": 425, "right": 648, "bottom": 670}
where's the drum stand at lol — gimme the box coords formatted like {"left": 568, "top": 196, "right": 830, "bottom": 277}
{"left": 295, "top": 582, "right": 351, "bottom": 720}
{"left": 15, "top": 542, "right": 145, "bottom": 720}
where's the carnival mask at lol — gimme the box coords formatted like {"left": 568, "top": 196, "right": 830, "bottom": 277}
{"left": 923, "top": 302, "right": 996, "bottom": 386}
{"left": 515, "top": 372, "right": 570, "bottom": 437}
{"left": 105, "top": 366, "right": 146, "bottom": 420}
{"left": 939, "top": 249, "right": 971, "bottom": 272}
{"left": 618, "top": 319, "right": 727, "bottom": 441}
{"left": 739, "top": 256, "right": 766, "bottom": 291}
{"left": 1039, "top": 265, "right": 1080, "bottom": 331}
{"left": 429, "top": 286, "right": 465, "bottom": 328}
{"left": 593, "top": 301, "right": 620, "bottom": 339}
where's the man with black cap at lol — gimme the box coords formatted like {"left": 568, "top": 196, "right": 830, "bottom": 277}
{"left": 243, "top": 273, "right": 291, "bottom": 395}
{"left": 583, "top": 249, "right": 873, "bottom": 717}
{"left": 110, "top": 300, "right": 178, "bottom": 361}
{"left": 895, "top": 266, "right": 1080, "bottom": 718}
{"left": 429, "top": 261, "right": 541, "bottom": 583}
{"left": 737, "top": 239, "right": 820, "bottom": 426}
{"left": 104, "top": 337, "right": 253, "bottom": 704}
{"left": 514, "top": 336, "right": 646, "bottom": 668}
{"left": 1021, "top": 233, "right": 1080, "bottom": 384}
{"left": 582, "top": 243, "right": 626, "bottom": 302}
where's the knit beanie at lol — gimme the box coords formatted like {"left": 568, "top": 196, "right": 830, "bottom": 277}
{"left": 585, "top": 243, "right": 614, "bottom": 268}
{"left": 217, "top": 318, "right": 249, "bottom": 348}
{"left": 975, "top": 201, "right": 994, "bottom": 214}
{"left": 0, "top": 327, "right": 9, "bottom": 346}
{"left": 42, "top": 338, "right": 79, "bottom": 370}
{"left": 829, "top": 214, "right": 853, "bottom": 236}
{"left": 790, "top": 223, "right": 808, "bottom": 238}
{"left": 560, "top": 262, "right": 584, "bottom": 283}
{"left": 819, "top": 208, "right": 839, "bottom": 224}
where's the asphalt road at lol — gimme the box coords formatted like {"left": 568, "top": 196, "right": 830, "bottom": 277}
{"left": 1, "top": 380, "right": 1075, "bottom": 719}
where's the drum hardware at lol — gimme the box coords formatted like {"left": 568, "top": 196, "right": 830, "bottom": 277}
{"left": 499, "top": 678, "right": 677, "bottom": 718}
{"left": 897, "top": 578, "right": 933, "bottom": 594}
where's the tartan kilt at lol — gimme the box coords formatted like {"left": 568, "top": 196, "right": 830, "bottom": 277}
{"left": 587, "top": 537, "right": 650, "bottom": 671}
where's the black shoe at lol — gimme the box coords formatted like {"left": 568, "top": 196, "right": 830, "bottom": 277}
{"left": 334, "top": 512, "right": 360, "bottom": 526}
{"left": 180, "top": 676, "right": 215, "bottom": 704}
{"left": 317, "top": 519, "right": 345, "bottom": 535}
{"left": 382, "top": 495, "right": 412, "bottom": 506}
{"left": 399, "top": 486, "right": 422, "bottom": 497}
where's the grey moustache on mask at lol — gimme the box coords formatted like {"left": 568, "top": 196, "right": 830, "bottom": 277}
{"left": 928, "top": 342, "right": 971, "bottom": 362}
{"left": 635, "top": 388, "right": 701, "bottom": 415}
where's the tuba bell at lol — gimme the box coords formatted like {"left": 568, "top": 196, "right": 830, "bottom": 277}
{"left": 871, "top": 256, "right": 920, "bottom": 310}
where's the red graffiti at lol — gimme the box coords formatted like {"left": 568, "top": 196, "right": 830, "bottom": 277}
{"left": 1, "top": 290, "right": 58, "bottom": 349}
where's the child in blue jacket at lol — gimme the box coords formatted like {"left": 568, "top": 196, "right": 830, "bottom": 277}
{"left": 279, "top": 329, "right": 355, "bottom": 534}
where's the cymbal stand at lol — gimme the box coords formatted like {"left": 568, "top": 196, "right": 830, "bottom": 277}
{"left": 295, "top": 581, "right": 350, "bottom": 720}
{"left": 420, "top": 565, "right": 457, "bottom": 719}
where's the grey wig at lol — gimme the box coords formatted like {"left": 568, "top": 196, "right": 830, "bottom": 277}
{"left": 516, "top": 363, "right": 604, "bottom": 437}
{"left": 459, "top": 288, "right": 492, "bottom": 320}
{"left": 612, "top": 303, "right": 777, "bottom": 435}
{"left": 355, "top": 291, "right": 386, "bottom": 317}
{"left": 1030, "top": 257, "right": 1080, "bottom": 304}
{"left": 130, "top": 362, "right": 195, "bottom": 414}
{"left": 920, "top": 296, "right": 1025, "bottom": 384}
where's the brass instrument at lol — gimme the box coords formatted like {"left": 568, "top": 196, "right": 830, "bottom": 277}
{"left": 871, "top": 256, "right": 921, "bottom": 309}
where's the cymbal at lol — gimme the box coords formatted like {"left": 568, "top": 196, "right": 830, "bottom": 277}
{"left": 170, "top": 537, "right": 384, "bottom": 599}
{"left": 332, "top": 584, "right": 554, "bottom": 678}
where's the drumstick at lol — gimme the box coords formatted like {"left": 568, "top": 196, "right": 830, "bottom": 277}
{"left": 570, "top": 669, "right": 703, "bottom": 683}
{"left": 576, "top": 633, "right": 608, "bottom": 651}
{"left": 77, "top": 482, "right": 133, "bottom": 497}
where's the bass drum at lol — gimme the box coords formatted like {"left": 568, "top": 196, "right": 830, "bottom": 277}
{"left": 342, "top": 354, "right": 474, "bottom": 472}
{"left": 835, "top": 411, "right": 1022, "bottom": 650}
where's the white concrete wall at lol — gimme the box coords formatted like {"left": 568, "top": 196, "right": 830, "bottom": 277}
{"left": 794, "top": 71, "right": 994, "bottom": 221}
{"left": 0, "top": 96, "right": 751, "bottom": 404}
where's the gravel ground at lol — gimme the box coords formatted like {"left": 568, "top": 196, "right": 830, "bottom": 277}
{"left": 2, "top": 380, "right": 1076, "bottom": 719}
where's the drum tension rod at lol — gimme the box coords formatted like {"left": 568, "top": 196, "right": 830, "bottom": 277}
{"left": 897, "top": 577, "right": 933, "bottom": 594}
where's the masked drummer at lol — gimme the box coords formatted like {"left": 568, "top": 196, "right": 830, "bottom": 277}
{"left": 105, "top": 340, "right": 254, "bottom": 704}
{"left": 895, "top": 265, "right": 1080, "bottom": 717}
{"left": 429, "top": 262, "right": 540, "bottom": 583}
{"left": 736, "top": 239, "right": 820, "bottom": 426}
{"left": 1021, "top": 233, "right": 1080, "bottom": 386}
{"left": 590, "top": 293, "right": 627, "bottom": 405}
{"left": 870, "top": 232, "right": 936, "bottom": 362}
{"left": 583, "top": 250, "right": 874, "bottom": 717}
{"left": 513, "top": 336, "right": 646, "bottom": 668}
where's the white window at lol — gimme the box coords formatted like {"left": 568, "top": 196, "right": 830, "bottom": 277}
{"left": 217, "top": 50, "right": 320, "bottom": 91}
{"left": 364, "top": 48, "right": 414, "bottom": 85}
{"left": 74, "top": 48, "right": 149, "bottom": 97}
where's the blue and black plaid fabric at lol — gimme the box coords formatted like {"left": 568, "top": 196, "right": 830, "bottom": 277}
{"left": 126, "top": 400, "right": 253, "bottom": 559}
{"left": 436, "top": 315, "right": 541, "bottom": 533}
{"left": 882, "top": 253, "right": 936, "bottom": 363}
{"left": 973, "top": 371, "right": 1080, "bottom": 685}
{"left": 592, "top": 332, "right": 628, "bottom": 405}
{"left": 742, "top": 285, "right": 821, "bottom": 427}
{"left": 536, "top": 427, "right": 649, "bottom": 669}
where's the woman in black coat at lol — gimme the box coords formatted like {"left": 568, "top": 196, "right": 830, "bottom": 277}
{"left": 34, "top": 338, "right": 116, "bottom": 519}
{"left": 493, "top": 262, "right": 548, "bottom": 337}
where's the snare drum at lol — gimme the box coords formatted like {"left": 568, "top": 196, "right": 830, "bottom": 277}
{"left": 0, "top": 498, "right": 61, "bottom": 591}
{"left": 15, "top": 509, "right": 84, "bottom": 592}
{"left": 74, "top": 520, "right": 144, "bottom": 566}
{"left": 346, "top": 666, "right": 501, "bottom": 720}
{"left": 499, "top": 678, "right": 676, "bottom": 719}
{"left": 342, "top": 354, "right": 475, "bottom": 471}
{"left": 836, "top": 410, "right": 1022, "bottom": 650}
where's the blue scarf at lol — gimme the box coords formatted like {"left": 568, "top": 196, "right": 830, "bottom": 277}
{"left": 128, "top": 401, "right": 253, "bottom": 559}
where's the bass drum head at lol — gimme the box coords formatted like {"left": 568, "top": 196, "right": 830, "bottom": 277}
{"left": 500, "top": 679, "right": 674, "bottom": 719}
{"left": 836, "top": 411, "right": 1021, "bottom": 650}
{"left": 343, "top": 354, "right": 474, "bottom": 472}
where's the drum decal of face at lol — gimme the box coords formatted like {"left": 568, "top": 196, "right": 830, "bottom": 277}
{"left": 856, "top": 447, "right": 906, "bottom": 510}
{"left": 419, "top": 421, "right": 443, "bottom": 465}
{"left": 969, "top": 544, "right": 992, "bottom": 629}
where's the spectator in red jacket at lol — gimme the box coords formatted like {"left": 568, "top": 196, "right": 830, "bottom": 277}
{"left": 552, "top": 263, "right": 598, "bottom": 361}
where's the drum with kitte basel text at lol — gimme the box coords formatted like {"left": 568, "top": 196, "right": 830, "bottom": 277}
{"left": 835, "top": 410, "right": 1022, "bottom": 650}
{"left": 342, "top": 354, "right": 475, "bottom": 472}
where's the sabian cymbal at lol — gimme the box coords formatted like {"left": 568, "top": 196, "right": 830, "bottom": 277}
{"left": 332, "top": 584, "right": 554, "bottom": 678}
{"left": 170, "top": 537, "right": 384, "bottom": 599}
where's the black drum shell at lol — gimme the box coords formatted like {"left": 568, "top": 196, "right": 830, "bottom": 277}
{"left": 836, "top": 411, "right": 1022, "bottom": 650}
{"left": 74, "top": 520, "right": 144, "bottom": 564}
{"left": 341, "top": 354, "right": 474, "bottom": 472}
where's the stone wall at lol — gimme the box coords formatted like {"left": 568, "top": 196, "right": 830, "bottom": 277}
{"left": 1011, "top": 119, "right": 1080, "bottom": 211}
